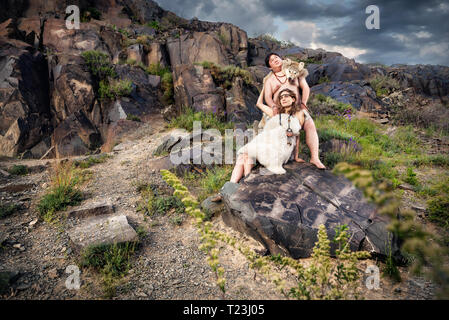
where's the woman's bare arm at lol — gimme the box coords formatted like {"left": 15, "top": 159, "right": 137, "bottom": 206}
{"left": 256, "top": 88, "right": 275, "bottom": 117}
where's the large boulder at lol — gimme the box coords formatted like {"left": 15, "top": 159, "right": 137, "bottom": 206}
{"left": 51, "top": 110, "right": 102, "bottom": 158}
{"left": 113, "top": 63, "right": 163, "bottom": 114}
{"left": 220, "top": 162, "right": 400, "bottom": 260}
{"left": 225, "top": 77, "right": 262, "bottom": 124}
{"left": 48, "top": 54, "right": 95, "bottom": 125}
{"left": 388, "top": 64, "right": 449, "bottom": 97}
{"left": 167, "top": 32, "right": 230, "bottom": 67}
{"left": 216, "top": 24, "right": 248, "bottom": 67}
{"left": 181, "top": 19, "right": 249, "bottom": 66}
{"left": 101, "top": 119, "right": 144, "bottom": 153}
{"left": 310, "top": 80, "right": 385, "bottom": 113}
{"left": 173, "top": 64, "right": 225, "bottom": 114}
{"left": 145, "top": 42, "right": 169, "bottom": 67}
{"left": 122, "top": 0, "right": 165, "bottom": 25}
{"left": 0, "top": 38, "right": 52, "bottom": 157}
{"left": 43, "top": 19, "right": 116, "bottom": 56}
{"left": 307, "top": 55, "right": 372, "bottom": 86}
{"left": 248, "top": 37, "right": 283, "bottom": 67}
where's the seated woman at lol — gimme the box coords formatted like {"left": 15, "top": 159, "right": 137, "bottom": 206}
{"left": 229, "top": 88, "right": 306, "bottom": 183}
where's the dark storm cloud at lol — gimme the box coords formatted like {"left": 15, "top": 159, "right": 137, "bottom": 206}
{"left": 260, "top": 0, "right": 354, "bottom": 19}
{"left": 314, "top": 0, "right": 449, "bottom": 65}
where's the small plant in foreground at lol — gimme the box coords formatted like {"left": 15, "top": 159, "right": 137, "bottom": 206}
{"left": 37, "top": 161, "right": 83, "bottom": 224}
{"left": 79, "top": 242, "right": 137, "bottom": 298}
{"left": 288, "top": 224, "right": 370, "bottom": 300}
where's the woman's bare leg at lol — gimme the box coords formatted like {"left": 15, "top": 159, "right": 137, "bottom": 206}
{"left": 303, "top": 119, "right": 326, "bottom": 169}
{"left": 230, "top": 153, "right": 255, "bottom": 183}
{"left": 243, "top": 153, "right": 255, "bottom": 176}
{"left": 230, "top": 153, "right": 246, "bottom": 183}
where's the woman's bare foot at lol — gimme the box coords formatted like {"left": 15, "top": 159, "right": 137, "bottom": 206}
{"left": 310, "top": 158, "right": 326, "bottom": 169}
{"left": 294, "top": 158, "right": 306, "bottom": 163}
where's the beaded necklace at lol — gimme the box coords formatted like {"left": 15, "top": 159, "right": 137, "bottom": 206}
{"left": 274, "top": 72, "right": 287, "bottom": 84}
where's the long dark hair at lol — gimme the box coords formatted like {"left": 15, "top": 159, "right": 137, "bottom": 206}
{"left": 277, "top": 88, "right": 299, "bottom": 115}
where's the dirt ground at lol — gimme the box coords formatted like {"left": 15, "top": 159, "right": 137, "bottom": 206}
{"left": 0, "top": 115, "right": 440, "bottom": 300}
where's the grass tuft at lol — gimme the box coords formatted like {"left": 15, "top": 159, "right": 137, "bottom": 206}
{"left": 8, "top": 165, "right": 28, "bottom": 175}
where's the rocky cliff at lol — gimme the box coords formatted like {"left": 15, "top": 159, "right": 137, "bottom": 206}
{"left": 1, "top": 0, "right": 448, "bottom": 159}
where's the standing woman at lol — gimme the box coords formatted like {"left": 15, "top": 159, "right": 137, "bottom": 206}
{"left": 229, "top": 88, "right": 305, "bottom": 183}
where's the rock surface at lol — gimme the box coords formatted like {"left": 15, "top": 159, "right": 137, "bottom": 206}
{"left": 67, "top": 214, "right": 138, "bottom": 251}
{"left": 173, "top": 64, "right": 225, "bottom": 114}
{"left": 311, "top": 80, "right": 384, "bottom": 113}
{"left": 0, "top": 38, "right": 52, "bottom": 157}
{"left": 220, "top": 162, "right": 400, "bottom": 259}
{"left": 65, "top": 201, "right": 114, "bottom": 218}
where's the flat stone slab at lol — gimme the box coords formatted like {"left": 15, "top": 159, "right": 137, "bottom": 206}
{"left": 65, "top": 201, "right": 114, "bottom": 218}
{"left": 67, "top": 215, "right": 138, "bottom": 251}
{"left": 220, "top": 162, "right": 400, "bottom": 259}
{"left": 0, "top": 183, "right": 34, "bottom": 193}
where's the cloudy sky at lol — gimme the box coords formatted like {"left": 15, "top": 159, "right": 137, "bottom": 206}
{"left": 157, "top": 0, "right": 449, "bottom": 66}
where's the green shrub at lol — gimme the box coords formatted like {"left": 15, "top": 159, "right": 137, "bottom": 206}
{"left": 391, "top": 126, "right": 420, "bottom": 154}
{"left": 309, "top": 94, "right": 355, "bottom": 116}
{"left": 137, "top": 185, "right": 185, "bottom": 217}
{"left": 413, "top": 154, "right": 449, "bottom": 167}
{"left": 126, "top": 58, "right": 137, "bottom": 66}
{"left": 37, "top": 186, "right": 82, "bottom": 223}
{"left": 197, "top": 61, "right": 253, "bottom": 89}
{"left": 318, "top": 76, "right": 330, "bottom": 84}
{"left": 334, "top": 162, "right": 449, "bottom": 298}
{"left": 318, "top": 128, "right": 354, "bottom": 143}
{"left": 37, "top": 161, "right": 83, "bottom": 223}
{"left": 81, "top": 243, "right": 135, "bottom": 277}
{"left": 161, "top": 72, "right": 174, "bottom": 104}
{"left": 98, "top": 79, "right": 133, "bottom": 101}
{"left": 146, "top": 63, "right": 170, "bottom": 77}
{"left": 383, "top": 234, "right": 401, "bottom": 282}
{"left": 8, "top": 165, "right": 28, "bottom": 175}
{"left": 198, "top": 166, "right": 233, "bottom": 202}
{"left": 79, "top": 242, "right": 137, "bottom": 298}
{"left": 168, "top": 105, "right": 234, "bottom": 134}
{"left": 146, "top": 20, "right": 160, "bottom": 30}
{"left": 369, "top": 74, "right": 400, "bottom": 97}
{"left": 81, "top": 51, "right": 116, "bottom": 79}
{"left": 126, "top": 114, "right": 141, "bottom": 122}
{"left": 135, "top": 35, "right": 153, "bottom": 48}
{"left": 118, "top": 28, "right": 130, "bottom": 38}
{"left": 74, "top": 154, "right": 110, "bottom": 169}
{"left": 323, "top": 152, "right": 345, "bottom": 169}
{"left": 427, "top": 196, "right": 449, "bottom": 228}
{"left": 145, "top": 63, "right": 173, "bottom": 104}
{"left": 404, "top": 167, "right": 419, "bottom": 186}
{"left": 136, "top": 226, "right": 148, "bottom": 240}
